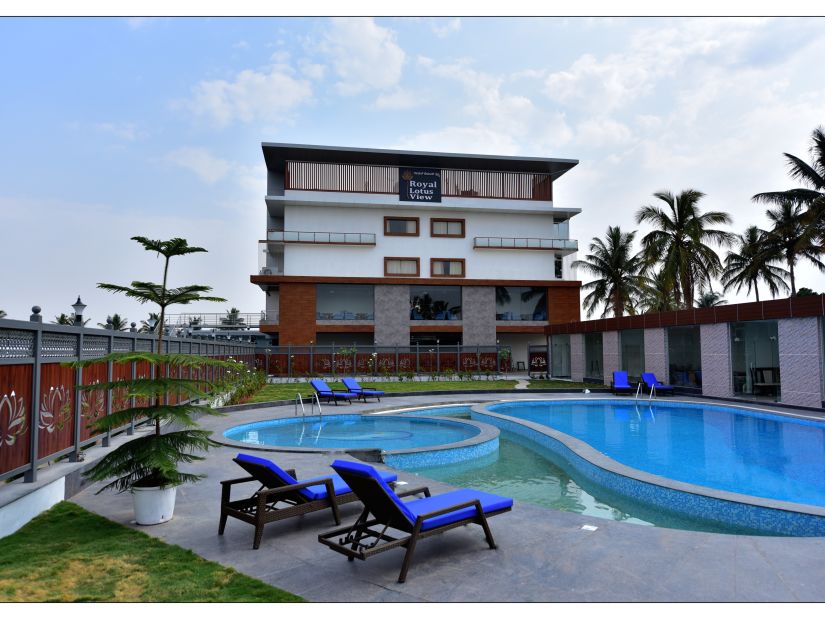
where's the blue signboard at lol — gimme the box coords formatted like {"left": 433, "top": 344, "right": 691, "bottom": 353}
{"left": 399, "top": 167, "right": 441, "bottom": 203}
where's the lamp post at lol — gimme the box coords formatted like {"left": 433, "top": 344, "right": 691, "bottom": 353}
{"left": 72, "top": 296, "right": 86, "bottom": 327}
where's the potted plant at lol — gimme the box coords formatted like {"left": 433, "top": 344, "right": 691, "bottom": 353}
{"left": 498, "top": 347, "right": 512, "bottom": 373}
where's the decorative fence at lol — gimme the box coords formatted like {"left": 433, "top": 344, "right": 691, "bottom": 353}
{"left": 253, "top": 344, "right": 512, "bottom": 377}
{"left": 0, "top": 318, "right": 256, "bottom": 484}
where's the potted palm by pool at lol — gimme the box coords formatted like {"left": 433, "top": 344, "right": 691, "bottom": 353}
{"left": 75, "top": 235, "right": 231, "bottom": 524}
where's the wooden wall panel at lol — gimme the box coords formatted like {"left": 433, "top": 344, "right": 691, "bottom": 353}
{"left": 279, "top": 283, "right": 317, "bottom": 345}
{"left": 80, "top": 363, "right": 107, "bottom": 442}
{"left": 547, "top": 284, "right": 581, "bottom": 325}
{"left": 37, "top": 363, "right": 76, "bottom": 460}
{"left": 0, "top": 364, "right": 33, "bottom": 475}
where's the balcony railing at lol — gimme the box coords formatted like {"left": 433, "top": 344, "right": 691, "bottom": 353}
{"left": 164, "top": 312, "right": 276, "bottom": 329}
{"left": 286, "top": 160, "right": 553, "bottom": 201}
{"left": 266, "top": 230, "right": 376, "bottom": 245}
{"left": 474, "top": 237, "right": 578, "bottom": 251}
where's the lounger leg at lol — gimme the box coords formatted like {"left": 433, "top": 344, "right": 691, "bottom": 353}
{"left": 218, "top": 511, "right": 228, "bottom": 535}
{"left": 253, "top": 523, "right": 265, "bottom": 550}
{"left": 475, "top": 506, "right": 497, "bottom": 549}
{"left": 398, "top": 529, "right": 422, "bottom": 584}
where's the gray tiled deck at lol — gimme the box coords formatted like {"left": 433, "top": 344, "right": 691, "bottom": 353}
{"left": 70, "top": 393, "right": 825, "bottom": 602}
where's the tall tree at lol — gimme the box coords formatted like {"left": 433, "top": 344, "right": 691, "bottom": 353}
{"left": 636, "top": 190, "right": 734, "bottom": 308}
{"left": 573, "top": 226, "right": 645, "bottom": 318}
{"left": 760, "top": 200, "right": 824, "bottom": 296}
{"left": 98, "top": 313, "right": 129, "bottom": 331}
{"left": 695, "top": 291, "right": 727, "bottom": 308}
{"left": 97, "top": 237, "right": 225, "bottom": 352}
{"left": 721, "top": 226, "right": 789, "bottom": 302}
{"left": 635, "top": 269, "right": 679, "bottom": 314}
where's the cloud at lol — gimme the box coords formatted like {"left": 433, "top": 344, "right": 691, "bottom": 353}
{"left": 574, "top": 117, "right": 634, "bottom": 148}
{"left": 94, "top": 122, "right": 143, "bottom": 141}
{"left": 432, "top": 18, "right": 461, "bottom": 38}
{"left": 319, "top": 18, "right": 405, "bottom": 96}
{"left": 182, "top": 60, "right": 313, "bottom": 128}
{"left": 164, "top": 147, "right": 233, "bottom": 184}
{"left": 373, "top": 88, "right": 424, "bottom": 110}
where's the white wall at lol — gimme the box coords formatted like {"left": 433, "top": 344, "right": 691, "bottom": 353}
{"left": 283, "top": 205, "right": 576, "bottom": 280}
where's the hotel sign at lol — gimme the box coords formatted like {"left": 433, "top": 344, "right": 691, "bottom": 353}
{"left": 399, "top": 168, "right": 441, "bottom": 203}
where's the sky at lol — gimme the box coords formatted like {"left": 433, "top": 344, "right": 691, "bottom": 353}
{"left": 2, "top": 16, "right": 825, "bottom": 325}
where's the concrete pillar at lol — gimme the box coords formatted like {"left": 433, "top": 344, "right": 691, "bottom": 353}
{"left": 374, "top": 285, "right": 409, "bottom": 346}
{"left": 462, "top": 286, "right": 496, "bottom": 345}
{"left": 603, "top": 331, "right": 620, "bottom": 379}
{"left": 778, "top": 317, "right": 823, "bottom": 408}
{"left": 700, "top": 323, "right": 732, "bottom": 398}
{"left": 570, "top": 333, "right": 585, "bottom": 382}
{"left": 644, "top": 327, "right": 667, "bottom": 380}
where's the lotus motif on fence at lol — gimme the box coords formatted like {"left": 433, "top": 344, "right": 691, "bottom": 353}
{"left": 81, "top": 381, "right": 106, "bottom": 420}
{"left": 39, "top": 385, "right": 72, "bottom": 433}
{"left": 1, "top": 390, "right": 28, "bottom": 447}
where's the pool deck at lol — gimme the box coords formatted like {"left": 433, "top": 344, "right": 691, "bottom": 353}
{"left": 70, "top": 392, "right": 825, "bottom": 602}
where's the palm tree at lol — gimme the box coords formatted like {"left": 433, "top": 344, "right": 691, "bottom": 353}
{"left": 572, "top": 226, "right": 645, "bottom": 318}
{"left": 98, "top": 313, "right": 129, "bottom": 331}
{"left": 636, "top": 190, "right": 734, "bottom": 308}
{"left": 53, "top": 313, "right": 89, "bottom": 326}
{"left": 753, "top": 126, "right": 825, "bottom": 239}
{"left": 695, "top": 291, "right": 727, "bottom": 308}
{"left": 760, "top": 200, "right": 824, "bottom": 296}
{"left": 721, "top": 226, "right": 789, "bottom": 302}
{"left": 97, "top": 237, "right": 226, "bottom": 352}
{"left": 635, "top": 269, "right": 679, "bottom": 314}
{"left": 221, "top": 307, "right": 245, "bottom": 327}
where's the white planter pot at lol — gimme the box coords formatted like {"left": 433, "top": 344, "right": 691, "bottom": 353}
{"left": 132, "top": 485, "right": 177, "bottom": 525}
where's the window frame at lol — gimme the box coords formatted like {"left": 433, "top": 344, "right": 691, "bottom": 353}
{"left": 430, "top": 257, "right": 466, "bottom": 278}
{"left": 430, "top": 218, "right": 466, "bottom": 238}
{"left": 383, "top": 216, "right": 420, "bottom": 237}
{"left": 384, "top": 257, "right": 420, "bottom": 277}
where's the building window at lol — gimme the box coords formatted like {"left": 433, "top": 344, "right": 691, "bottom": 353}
{"left": 554, "top": 254, "right": 563, "bottom": 279}
{"left": 620, "top": 329, "right": 645, "bottom": 382}
{"left": 431, "top": 218, "right": 465, "bottom": 238}
{"left": 410, "top": 285, "right": 461, "bottom": 320}
{"left": 495, "top": 286, "right": 547, "bottom": 321}
{"left": 384, "top": 217, "right": 419, "bottom": 236}
{"left": 316, "top": 284, "right": 374, "bottom": 320}
{"left": 384, "top": 257, "right": 420, "bottom": 276}
{"left": 667, "top": 326, "right": 701, "bottom": 389}
{"left": 431, "top": 258, "right": 465, "bottom": 278}
{"left": 584, "top": 332, "right": 603, "bottom": 381}
{"left": 551, "top": 334, "right": 571, "bottom": 378}
{"left": 731, "top": 321, "right": 780, "bottom": 400}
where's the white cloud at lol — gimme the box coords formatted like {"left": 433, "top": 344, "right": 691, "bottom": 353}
{"left": 319, "top": 18, "right": 405, "bottom": 96}
{"left": 182, "top": 61, "right": 313, "bottom": 128}
{"left": 164, "top": 147, "right": 233, "bottom": 184}
{"left": 574, "top": 117, "right": 634, "bottom": 148}
{"left": 374, "top": 88, "right": 424, "bottom": 110}
{"left": 432, "top": 18, "right": 461, "bottom": 38}
{"left": 94, "top": 122, "right": 143, "bottom": 141}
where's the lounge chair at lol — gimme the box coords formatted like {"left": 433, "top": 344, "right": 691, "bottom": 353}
{"left": 611, "top": 371, "right": 634, "bottom": 395}
{"left": 641, "top": 372, "right": 674, "bottom": 396}
{"left": 310, "top": 378, "right": 357, "bottom": 405}
{"left": 318, "top": 459, "right": 513, "bottom": 583}
{"left": 219, "top": 453, "right": 399, "bottom": 549}
{"left": 342, "top": 377, "right": 384, "bottom": 402}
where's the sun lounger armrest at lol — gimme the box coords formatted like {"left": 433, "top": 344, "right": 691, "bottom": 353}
{"left": 220, "top": 475, "right": 257, "bottom": 486}
{"left": 257, "top": 477, "right": 336, "bottom": 499}
{"left": 396, "top": 485, "right": 431, "bottom": 499}
{"left": 413, "top": 499, "right": 485, "bottom": 525}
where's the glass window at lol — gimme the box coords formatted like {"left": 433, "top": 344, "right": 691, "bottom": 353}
{"left": 495, "top": 286, "right": 547, "bottom": 321}
{"left": 584, "top": 332, "right": 603, "bottom": 381}
{"left": 384, "top": 217, "right": 418, "bottom": 236}
{"left": 731, "top": 321, "right": 780, "bottom": 400}
{"left": 316, "top": 284, "right": 374, "bottom": 320}
{"left": 431, "top": 219, "right": 464, "bottom": 237}
{"left": 431, "top": 259, "right": 464, "bottom": 277}
{"left": 410, "top": 286, "right": 461, "bottom": 320}
{"left": 554, "top": 254, "right": 563, "bottom": 279}
{"left": 385, "top": 258, "right": 419, "bottom": 276}
{"left": 620, "top": 329, "right": 645, "bottom": 381}
{"left": 667, "top": 326, "right": 701, "bottom": 389}
{"left": 551, "top": 334, "right": 571, "bottom": 378}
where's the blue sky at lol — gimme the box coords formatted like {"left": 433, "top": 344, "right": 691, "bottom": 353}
{"left": 2, "top": 16, "right": 825, "bottom": 324}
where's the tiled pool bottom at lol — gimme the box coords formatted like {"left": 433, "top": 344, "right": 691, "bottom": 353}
{"left": 397, "top": 406, "right": 766, "bottom": 534}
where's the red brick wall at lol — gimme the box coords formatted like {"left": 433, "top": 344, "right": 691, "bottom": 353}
{"left": 548, "top": 284, "right": 581, "bottom": 324}
{"left": 279, "top": 283, "right": 316, "bottom": 344}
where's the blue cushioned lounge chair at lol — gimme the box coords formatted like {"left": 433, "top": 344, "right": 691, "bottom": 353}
{"left": 641, "top": 372, "right": 674, "bottom": 396}
{"left": 611, "top": 371, "right": 634, "bottom": 395}
{"left": 219, "top": 453, "right": 398, "bottom": 549}
{"left": 310, "top": 378, "right": 357, "bottom": 405}
{"left": 341, "top": 377, "right": 384, "bottom": 402}
{"left": 318, "top": 459, "right": 513, "bottom": 583}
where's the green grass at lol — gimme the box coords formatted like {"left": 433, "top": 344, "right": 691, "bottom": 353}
{"left": 247, "top": 379, "right": 520, "bottom": 403}
{"left": 0, "top": 502, "right": 304, "bottom": 603}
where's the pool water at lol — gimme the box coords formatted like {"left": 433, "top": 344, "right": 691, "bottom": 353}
{"left": 488, "top": 400, "right": 825, "bottom": 508}
{"left": 224, "top": 414, "right": 479, "bottom": 450}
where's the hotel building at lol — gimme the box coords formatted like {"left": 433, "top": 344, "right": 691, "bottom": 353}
{"left": 252, "top": 143, "right": 582, "bottom": 370}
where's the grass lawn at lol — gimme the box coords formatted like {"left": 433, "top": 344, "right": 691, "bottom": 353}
{"left": 0, "top": 502, "right": 303, "bottom": 603}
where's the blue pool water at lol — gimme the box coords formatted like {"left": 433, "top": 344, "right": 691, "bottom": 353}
{"left": 224, "top": 414, "right": 479, "bottom": 450}
{"left": 489, "top": 400, "right": 825, "bottom": 508}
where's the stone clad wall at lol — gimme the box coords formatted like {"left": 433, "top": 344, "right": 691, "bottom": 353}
{"left": 700, "top": 323, "right": 732, "bottom": 398}
{"left": 570, "top": 333, "right": 585, "bottom": 382}
{"left": 778, "top": 317, "right": 823, "bottom": 408}
{"left": 602, "top": 331, "right": 620, "bottom": 382}
{"left": 644, "top": 328, "right": 667, "bottom": 381}
{"left": 462, "top": 286, "right": 496, "bottom": 346}
{"left": 374, "top": 285, "right": 410, "bottom": 346}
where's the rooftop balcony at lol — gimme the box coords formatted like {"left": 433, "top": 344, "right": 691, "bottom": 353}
{"left": 285, "top": 160, "right": 553, "bottom": 201}
{"left": 266, "top": 230, "right": 376, "bottom": 246}
{"left": 474, "top": 237, "right": 578, "bottom": 253}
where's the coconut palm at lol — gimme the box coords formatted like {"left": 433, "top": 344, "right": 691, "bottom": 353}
{"left": 635, "top": 269, "right": 679, "bottom": 314}
{"left": 721, "top": 226, "right": 789, "bottom": 302}
{"left": 98, "top": 313, "right": 129, "bottom": 331}
{"left": 759, "top": 200, "right": 824, "bottom": 296}
{"left": 695, "top": 291, "right": 727, "bottom": 308}
{"left": 53, "top": 313, "right": 89, "bottom": 326}
{"left": 753, "top": 126, "right": 825, "bottom": 238}
{"left": 573, "top": 226, "right": 645, "bottom": 318}
{"left": 221, "top": 307, "right": 245, "bottom": 327}
{"left": 97, "top": 237, "right": 225, "bottom": 352}
{"left": 636, "top": 190, "right": 734, "bottom": 308}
